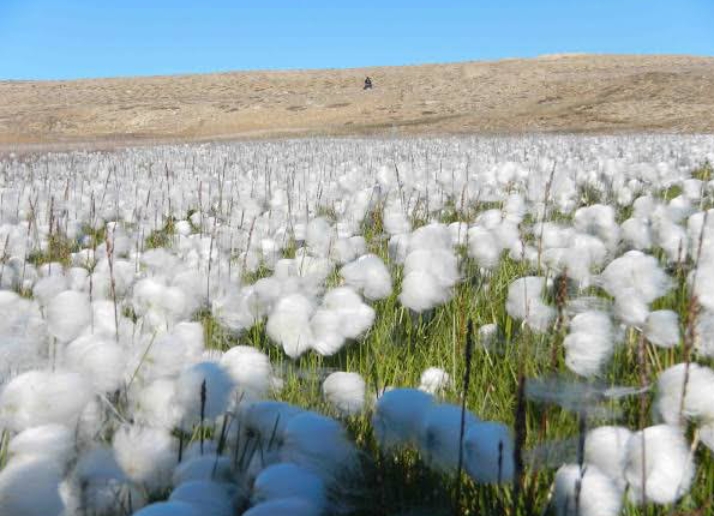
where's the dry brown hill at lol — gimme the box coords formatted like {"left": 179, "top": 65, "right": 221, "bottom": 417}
{"left": 1, "top": 54, "right": 713, "bottom": 149}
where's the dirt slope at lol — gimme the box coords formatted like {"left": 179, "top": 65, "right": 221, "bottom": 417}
{"left": 1, "top": 54, "right": 713, "bottom": 148}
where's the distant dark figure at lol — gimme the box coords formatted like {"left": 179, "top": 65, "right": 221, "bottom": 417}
{"left": 364, "top": 76, "right": 373, "bottom": 90}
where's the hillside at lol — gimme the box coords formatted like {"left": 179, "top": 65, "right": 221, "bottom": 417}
{"left": 1, "top": 54, "right": 713, "bottom": 148}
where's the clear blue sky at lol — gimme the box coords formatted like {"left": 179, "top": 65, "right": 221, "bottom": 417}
{"left": 1, "top": 1, "right": 712, "bottom": 80}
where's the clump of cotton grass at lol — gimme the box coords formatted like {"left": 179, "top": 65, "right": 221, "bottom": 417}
{"left": 220, "top": 345, "right": 279, "bottom": 401}
{"left": 173, "top": 361, "right": 235, "bottom": 430}
{"left": 644, "top": 309, "right": 680, "bottom": 348}
{"left": 418, "top": 367, "right": 452, "bottom": 395}
{"left": 505, "top": 276, "right": 556, "bottom": 333}
{"left": 322, "top": 371, "right": 367, "bottom": 416}
{"left": 583, "top": 425, "right": 632, "bottom": 489}
{"left": 168, "top": 480, "right": 238, "bottom": 516}
{"left": 266, "top": 293, "right": 315, "bottom": 358}
{"left": 0, "top": 370, "right": 92, "bottom": 431}
{"left": 624, "top": 424, "right": 696, "bottom": 504}
{"left": 463, "top": 421, "right": 514, "bottom": 484}
{"left": 654, "top": 362, "right": 714, "bottom": 427}
{"left": 372, "top": 388, "right": 434, "bottom": 451}
{"left": 7, "top": 424, "right": 75, "bottom": 468}
{"left": 399, "top": 224, "right": 460, "bottom": 312}
{"left": 46, "top": 290, "right": 91, "bottom": 342}
{"left": 553, "top": 464, "right": 622, "bottom": 516}
{"left": 310, "top": 287, "right": 375, "bottom": 356}
{"left": 562, "top": 310, "right": 614, "bottom": 376}
{"left": 67, "top": 445, "right": 147, "bottom": 516}
{"left": 234, "top": 400, "right": 304, "bottom": 453}
{"left": 280, "top": 411, "right": 359, "bottom": 481}
{"left": 0, "top": 456, "right": 65, "bottom": 516}
{"left": 598, "top": 250, "right": 672, "bottom": 326}
{"left": 112, "top": 424, "right": 178, "bottom": 494}
{"left": 172, "top": 454, "right": 237, "bottom": 485}
{"left": 133, "top": 501, "right": 203, "bottom": 516}
{"left": 339, "top": 253, "right": 392, "bottom": 301}
{"left": 64, "top": 333, "right": 127, "bottom": 393}
{"left": 243, "top": 497, "right": 321, "bottom": 516}
{"left": 417, "top": 403, "right": 479, "bottom": 473}
{"left": 252, "top": 462, "right": 327, "bottom": 512}
{"left": 573, "top": 204, "right": 621, "bottom": 252}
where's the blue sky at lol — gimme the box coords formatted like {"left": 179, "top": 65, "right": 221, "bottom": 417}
{"left": 1, "top": 1, "right": 712, "bottom": 80}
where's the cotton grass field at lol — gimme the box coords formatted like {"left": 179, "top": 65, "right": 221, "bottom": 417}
{"left": 1, "top": 134, "right": 714, "bottom": 516}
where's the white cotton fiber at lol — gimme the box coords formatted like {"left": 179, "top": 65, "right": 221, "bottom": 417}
{"left": 322, "top": 371, "right": 366, "bottom": 416}
{"left": 695, "top": 310, "right": 714, "bottom": 357}
{"left": 236, "top": 401, "right": 304, "bottom": 450}
{"left": 113, "top": 425, "right": 177, "bottom": 493}
{"left": 403, "top": 248, "right": 459, "bottom": 288}
{"left": 266, "top": 293, "right": 315, "bottom": 358}
{"left": 174, "top": 362, "right": 234, "bottom": 428}
{"left": 383, "top": 209, "right": 411, "bottom": 236}
{"left": 417, "top": 403, "right": 479, "bottom": 473}
{"left": 46, "top": 290, "right": 91, "bottom": 342}
{"left": 306, "top": 217, "right": 333, "bottom": 257}
{"left": 621, "top": 217, "right": 652, "bottom": 250}
{"left": 8, "top": 424, "right": 75, "bottom": 467}
{"left": 169, "top": 480, "right": 235, "bottom": 516}
{"left": 64, "top": 334, "right": 127, "bottom": 393}
{"left": 599, "top": 250, "right": 671, "bottom": 303}
{"left": 0, "top": 370, "right": 92, "bottom": 431}
{"left": 311, "top": 287, "right": 375, "bottom": 356}
{"left": 320, "top": 287, "right": 375, "bottom": 340}
{"left": 69, "top": 445, "right": 147, "bottom": 515}
{"left": 613, "top": 290, "right": 650, "bottom": 327}
{"left": 562, "top": 311, "right": 614, "bottom": 377}
{"left": 220, "top": 346, "right": 276, "bottom": 401}
{"left": 419, "top": 367, "right": 451, "bottom": 395}
{"left": 133, "top": 501, "right": 202, "bottom": 516}
{"left": 463, "top": 421, "right": 514, "bottom": 483}
{"left": 373, "top": 388, "right": 434, "bottom": 450}
{"left": 340, "top": 254, "right": 392, "bottom": 301}
{"left": 505, "top": 276, "right": 555, "bottom": 333}
{"left": 644, "top": 310, "right": 680, "bottom": 348}
{"left": 573, "top": 204, "right": 620, "bottom": 251}
{"left": 553, "top": 464, "right": 622, "bottom": 516}
{"left": 399, "top": 269, "right": 453, "bottom": 313}
{"left": 624, "top": 424, "right": 695, "bottom": 504}
{"left": 244, "top": 498, "right": 320, "bottom": 516}
{"left": 172, "top": 455, "right": 236, "bottom": 485}
{"left": 132, "top": 378, "right": 180, "bottom": 429}
{"left": 32, "top": 274, "right": 68, "bottom": 307}
{"left": 467, "top": 226, "right": 502, "bottom": 269}
{"left": 252, "top": 462, "right": 326, "bottom": 510}
{"left": 280, "top": 411, "right": 358, "bottom": 479}
{"left": 584, "top": 426, "right": 632, "bottom": 489}
{"left": 0, "top": 456, "right": 65, "bottom": 516}
{"left": 654, "top": 362, "right": 714, "bottom": 425}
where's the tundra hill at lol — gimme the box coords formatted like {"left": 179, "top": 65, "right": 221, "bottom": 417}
{"left": 1, "top": 54, "right": 713, "bottom": 149}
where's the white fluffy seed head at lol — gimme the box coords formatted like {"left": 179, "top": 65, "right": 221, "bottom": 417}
{"left": 418, "top": 367, "right": 452, "bottom": 395}
{"left": 322, "top": 371, "right": 367, "bottom": 416}
{"left": 655, "top": 362, "right": 714, "bottom": 425}
{"left": 46, "top": 290, "right": 91, "bottom": 342}
{"left": 339, "top": 254, "right": 392, "bottom": 301}
{"left": 112, "top": 425, "right": 177, "bottom": 494}
{"left": 463, "top": 421, "right": 514, "bottom": 484}
{"left": 624, "top": 424, "right": 695, "bottom": 505}
{"left": 562, "top": 311, "right": 614, "bottom": 377}
{"left": 644, "top": 309, "right": 680, "bottom": 348}
{"left": 372, "top": 388, "right": 434, "bottom": 451}
{"left": 583, "top": 426, "right": 632, "bottom": 489}
{"left": 553, "top": 464, "right": 622, "bottom": 516}
{"left": 417, "top": 403, "right": 479, "bottom": 473}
